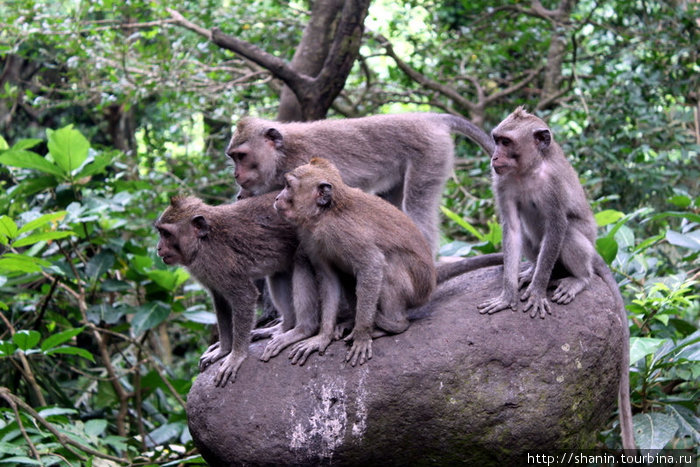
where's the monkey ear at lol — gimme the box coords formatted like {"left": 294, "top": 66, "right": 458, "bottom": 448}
{"left": 533, "top": 128, "right": 551, "bottom": 151}
{"left": 191, "top": 215, "right": 210, "bottom": 238}
{"left": 316, "top": 182, "right": 333, "bottom": 208}
{"left": 264, "top": 128, "right": 283, "bottom": 149}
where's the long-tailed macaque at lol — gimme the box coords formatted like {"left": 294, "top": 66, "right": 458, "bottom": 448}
{"left": 227, "top": 113, "right": 494, "bottom": 251}
{"left": 476, "top": 107, "right": 635, "bottom": 451}
{"left": 154, "top": 194, "right": 318, "bottom": 385}
{"left": 273, "top": 157, "right": 501, "bottom": 367}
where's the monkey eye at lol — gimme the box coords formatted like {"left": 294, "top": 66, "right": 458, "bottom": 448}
{"left": 228, "top": 151, "right": 246, "bottom": 161}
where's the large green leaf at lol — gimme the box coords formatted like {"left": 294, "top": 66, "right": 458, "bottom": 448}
{"left": 18, "top": 211, "right": 68, "bottom": 235}
{"left": 13, "top": 330, "right": 41, "bottom": 350}
{"left": 632, "top": 412, "right": 678, "bottom": 450}
{"left": 44, "top": 346, "right": 95, "bottom": 362}
{"left": 12, "top": 231, "right": 75, "bottom": 248}
{"left": 0, "top": 149, "right": 64, "bottom": 176}
{"left": 40, "top": 327, "right": 85, "bottom": 352}
{"left": 0, "top": 253, "right": 51, "bottom": 273}
{"left": 131, "top": 302, "right": 171, "bottom": 335}
{"left": 47, "top": 125, "right": 90, "bottom": 174}
{"left": 629, "top": 337, "right": 666, "bottom": 364}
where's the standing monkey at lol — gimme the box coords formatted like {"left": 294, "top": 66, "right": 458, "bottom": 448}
{"left": 227, "top": 113, "right": 494, "bottom": 251}
{"left": 476, "top": 107, "right": 635, "bottom": 450}
{"left": 154, "top": 194, "right": 318, "bottom": 385}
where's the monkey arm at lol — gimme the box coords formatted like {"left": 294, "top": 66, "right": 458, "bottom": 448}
{"left": 521, "top": 208, "right": 567, "bottom": 319}
{"left": 478, "top": 201, "right": 522, "bottom": 314}
{"left": 199, "top": 289, "right": 234, "bottom": 371}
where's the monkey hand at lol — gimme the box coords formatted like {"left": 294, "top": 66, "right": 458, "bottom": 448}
{"left": 199, "top": 343, "right": 226, "bottom": 371}
{"left": 477, "top": 291, "right": 518, "bottom": 314}
{"left": 520, "top": 285, "right": 552, "bottom": 319}
{"left": 344, "top": 329, "right": 372, "bottom": 367}
{"left": 214, "top": 351, "right": 247, "bottom": 387}
{"left": 289, "top": 334, "right": 332, "bottom": 366}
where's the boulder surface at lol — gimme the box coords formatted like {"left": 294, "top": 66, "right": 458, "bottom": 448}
{"left": 187, "top": 266, "right": 625, "bottom": 466}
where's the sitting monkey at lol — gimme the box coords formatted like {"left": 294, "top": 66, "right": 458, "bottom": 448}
{"left": 273, "top": 157, "right": 437, "bottom": 366}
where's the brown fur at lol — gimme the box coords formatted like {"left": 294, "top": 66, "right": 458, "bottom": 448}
{"left": 227, "top": 113, "right": 494, "bottom": 251}
{"left": 154, "top": 193, "right": 319, "bottom": 385}
{"left": 274, "top": 157, "right": 437, "bottom": 366}
{"left": 477, "top": 107, "right": 635, "bottom": 451}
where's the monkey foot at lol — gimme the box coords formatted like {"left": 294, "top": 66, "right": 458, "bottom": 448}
{"left": 477, "top": 294, "right": 517, "bottom": 314}
{"left": 344, "top": 331, "right": 372, "bottom": 367}
{"left": 518, "top": 265, "right": 534, "bottom": 289}
{"left": 521, "top": 287, "right": 551, "bottom": 319}
{"left": 333, "top": 319, "right": 354, "bottom": 340}
{"left": 199, "top": 344, "right": 227, "bottom": 371}
{"left": 288, "top": 334, "right": 332, "bottom": 366}
{"left": 250, "top": 322, "right": 283, "bottom": 341}
{"left": 551, "top": 277, "right": 588, "bottom": 305}
{"left": 260, "top": 328, "right": 311, "bottom": 362}
{"left": 214, "top": 352, "right": 247, "bottom": 387}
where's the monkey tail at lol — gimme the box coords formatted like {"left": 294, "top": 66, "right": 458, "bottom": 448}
{"left": 408, "top": 253, "right": 503, "bottom": 321}
{"left": 436, "top": 253, "right": 503, "bottom": 283}
{"left": 443, "top": 114, "right": 495, "bottom": 156}
{"left": 593, "top": 254, "right": 636, "bottom": 452}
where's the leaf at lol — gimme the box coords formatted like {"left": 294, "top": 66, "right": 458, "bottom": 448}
{"left": 440, "top": 206, "right": 485, "bottom": 241}
{"left": 629, "top": 337, "right": 666, "bottom": 364}
{"left": 666, "top": 230, "right": 700, "bottom": 251}
{"left": 38, "top": 407, "right": 78, "bottom": 418}
{"left": 0, "top": 134, "right": 8, "bottom": 150}
{"left": 668, "top": 195, "right": 692, "bottom": 209}
{"left": 85, "top": 251, "right": 115, "bottom": 281}
{"left": 12, "top": 330, "right": 41, "bottom": 350}
{"left": 596, "top": 236, "right": 618, "bottom": 264}
{"left": 0, "top": 149, "right": 64, "bottom": 176}
{"left": 0, "top": 340, "right": 17, "bottom": 357}
{"left": 182, "top": 310, "right": 217, "bottom": 324}
{"left": 147, "top": 268, "right": 190, "bottom": 291}
{"left": 44, "top": 346, "right": 95, "bottom": 362}
{"left": 0, "top": 253, "right": 51, "bottom": 273}
{"left": 40, "top": 327, "right": 85, "bottom": 351}
{"left": 47, "top": 125, "right": 90, "bottom": 174}
{"left": 632, "top": 412, "right": 678, "bottom": 450}
{"left": 74, "top": 154, "right": 112, "bottom": 179}
{"left": 85, "top": 419, "right": 108, "bottom": 437}
{"left": 11, "top": 138, "right": 42, "bottom": 151}
{"left": 594, "top": 209, "right": 625, "bottom": 227}
{"left": 131, "top": 302, "right": 170, "bottom": 335}
{"left": 12, "top": 231, "right": 75, "bottom": 248}
{"left": 667, "top": 405, "right": 700, "bottom": 443}
{"left": 0, "top": 216, "right": 18, "bottom": 239}
{"left": 146, "top": 423, "right": 183, "bottom": 447}
{"left": 17, "top": 211, "right": 68, "bottom": 235}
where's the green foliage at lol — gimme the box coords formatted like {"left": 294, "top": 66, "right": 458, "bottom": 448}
{"left": 0, "top": 128, "right": 212, "bottom": 464}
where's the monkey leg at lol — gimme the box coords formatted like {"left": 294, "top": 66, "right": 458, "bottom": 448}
{"left": 288, "top": 334, "right": 333, "bottom": 366}
{"left": 375, "top": 284, "right": 410, "bottom": 334}
{"left": 266, "top": 272, "right": 296, "bottom": 332}
{"left": 401, "top": 160, "right": 449, "bottom": 253}
{"left": 199, "top": 344, "right": 229, "bottom": 372}
{"left": 518, "top": 263, "right": 534, "bottom": 289}
{"left": 551, "top": 230, "right": 594, "bottom": 304}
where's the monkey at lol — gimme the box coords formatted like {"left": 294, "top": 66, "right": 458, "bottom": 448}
{"left": 476, "top": 107, "right": 635, "bottom": 451}
{"left": 273, "top": 157, "right": 504, "bottom": 367}
{"left": 154, "top": 193, "right": 319, "bottom": 385}
{"left": 226, "top": 112, "right": 495, "bottom": 252}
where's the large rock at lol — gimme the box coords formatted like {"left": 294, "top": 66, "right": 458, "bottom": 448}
{"left": 187, "top": 266, "right": 625, "bottom": 466}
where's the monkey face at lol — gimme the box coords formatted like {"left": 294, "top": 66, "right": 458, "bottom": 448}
{"left": 273, "top": 176, "right": 298, "bottom": 223}
{"left": 226, "top": 125, "right": 283, "bottom": 194}
{"left": 156, "top": 223, "right": 187, "bottom": 265}
{"left": 490, "top": 135, "right": 520, "bottom": 175}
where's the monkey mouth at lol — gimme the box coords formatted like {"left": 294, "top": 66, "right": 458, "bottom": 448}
{"left": 160, "top": 255, "right": 176, "bottom": 265}
{"left": 492, "top": 165, "right": 509, "bottom": 175}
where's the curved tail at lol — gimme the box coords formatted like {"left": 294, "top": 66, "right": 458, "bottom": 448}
{"left": 593, "top": 254, "right": 636, "bottom": 452}
{"left": 442, "top": 114, "right": 495, "bottom": 157}
{"left": 436, "top": 253, "right": 503, "bottom": 283}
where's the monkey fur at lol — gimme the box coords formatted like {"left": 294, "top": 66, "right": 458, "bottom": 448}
{"left": 154, "top": 193, "right": 319, "bottom": 384}
{"left": 227, "top": 112, "right": 494, "bottom": 252}
{"left": 476, "top": 107, "right": 635, "bottom": 451}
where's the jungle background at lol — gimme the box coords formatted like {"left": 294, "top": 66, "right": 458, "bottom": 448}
{"left": 0, "top": 0, "right": 698, "bottom": 464}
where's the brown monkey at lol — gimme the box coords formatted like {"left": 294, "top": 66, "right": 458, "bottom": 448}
{"left": 476, "top": 107, "right": 635, "bottom": 450}
{"left": 154, "top": 193, "right": 319, "bottom": 385}
{"left": 227, "top": 113, "right": 494, "bottom": 251}
{"left": 273, "top": 157, "right": 504, "bottom": 367}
